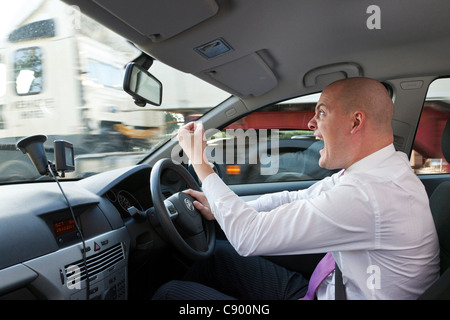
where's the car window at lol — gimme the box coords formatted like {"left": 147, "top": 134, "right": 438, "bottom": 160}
{"left": 0, "top": 52, "right": 4, "bottom": 129}
{"left": 209, "top": 93, "right": 337, "bottom": 185}
{"left": 0, "top": 52, "right": 5, "bottom": 97}
{"left": 411, "top": 78, "right": 450, "bottom": 174}
{"left": 0, "top": 0, "right": 229, "bottom": 183}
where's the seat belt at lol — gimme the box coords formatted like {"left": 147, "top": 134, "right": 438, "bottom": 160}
{"left": 335, "top": 263, "right": 346, "bottom": 300}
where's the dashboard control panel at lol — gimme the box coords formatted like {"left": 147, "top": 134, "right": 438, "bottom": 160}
{"left": 23, "top": 228, "right": 130, "bottom": 300}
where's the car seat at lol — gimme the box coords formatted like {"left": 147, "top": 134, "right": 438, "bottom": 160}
{"left": 418, "top": 116, "right": 450, "bottom": 299}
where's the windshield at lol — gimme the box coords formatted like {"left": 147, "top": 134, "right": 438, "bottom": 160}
{"left": 0, "top": 0, "right": 230, "bottom": 183}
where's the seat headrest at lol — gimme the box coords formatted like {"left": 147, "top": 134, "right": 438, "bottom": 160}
{"left": 442, "top": 116, "right": 450, "bottom": 163}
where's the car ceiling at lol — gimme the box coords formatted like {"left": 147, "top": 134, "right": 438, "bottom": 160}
{"left": 63, "top": 0, "right": 450, "bottom": 111}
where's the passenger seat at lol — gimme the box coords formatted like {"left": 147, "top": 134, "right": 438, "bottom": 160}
{"left": 419, "top": 116, "right": 450, "bottom": 299}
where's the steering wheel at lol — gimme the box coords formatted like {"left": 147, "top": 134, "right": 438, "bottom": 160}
{"left": 150, "top": 158, "right": 216, "bottom": 260}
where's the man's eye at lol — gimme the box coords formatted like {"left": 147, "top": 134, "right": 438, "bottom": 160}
{"left": 319, "top": 110, "right": 325, "bottom": 117}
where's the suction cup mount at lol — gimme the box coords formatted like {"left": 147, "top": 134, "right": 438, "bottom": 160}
{"left": 16, "top": 134, "right": 49, "bottom": 175}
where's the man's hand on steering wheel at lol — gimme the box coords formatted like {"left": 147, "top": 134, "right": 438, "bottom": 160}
{"left": 183, "top": 189, "right": 215, "bottom": 221}
{"left": 150, "top": 159, "right": 216, "bottom": 260}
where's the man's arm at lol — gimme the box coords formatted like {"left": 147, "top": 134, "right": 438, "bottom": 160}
{"left": 177, "top": 121, "right": 214, "bottom": 182}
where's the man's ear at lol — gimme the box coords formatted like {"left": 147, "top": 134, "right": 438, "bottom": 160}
{"left": 350, "top": 111, "right": 365, "bottom": 134}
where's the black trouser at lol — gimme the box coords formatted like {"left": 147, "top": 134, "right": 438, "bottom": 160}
{"left": 152, "top": 240, "right": 309, "bottom": 300}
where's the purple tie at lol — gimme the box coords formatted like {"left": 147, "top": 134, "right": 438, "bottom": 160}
{"left": 300, "top": 253, "right": 335, "bottom": 300}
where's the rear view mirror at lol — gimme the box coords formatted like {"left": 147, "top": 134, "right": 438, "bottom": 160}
{"left": 123, "top": 63, "right": 162, "bottom": 107}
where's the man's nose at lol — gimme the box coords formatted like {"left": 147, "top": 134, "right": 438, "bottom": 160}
{"left": 308, "top": 116, "right": 317, "bottom": 131}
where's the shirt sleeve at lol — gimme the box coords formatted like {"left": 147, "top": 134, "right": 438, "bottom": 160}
{"left": 246, "top": 174, "right": 338, "bottom": 212}
{"left": 201, "top": 173, "right": 377, "bottom": 257}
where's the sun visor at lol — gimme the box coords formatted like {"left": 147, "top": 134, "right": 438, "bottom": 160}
{"left": 92, "top": 0, "right": 219, "bottom": 42}
{"left": 202, "top": 53, "right": 278, "bottom": 98}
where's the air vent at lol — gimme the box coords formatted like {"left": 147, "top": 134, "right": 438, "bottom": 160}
{"left": 65, "top": 243, "right": 125, "bottom": 283}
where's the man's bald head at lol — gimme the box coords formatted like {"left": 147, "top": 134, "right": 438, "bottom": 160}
{"left": 309, "top": 77, "right": 395, "bottom": 169}
{"left": 324, "top": 77, "right": 394, "bottom": 132}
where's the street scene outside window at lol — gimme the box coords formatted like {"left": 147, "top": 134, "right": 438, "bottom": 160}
{"left": 411, "top": 78, "right": 450, "bottom": 174}
{"left": 207, "top": 94, "right": 337, "bottom": 185}
{"left": 0, "top": 0, "right": 229, "bottom": 183}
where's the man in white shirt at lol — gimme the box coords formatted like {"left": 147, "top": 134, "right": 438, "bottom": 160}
{"left": 154, "top": 77, "right": 439, "bottom": 300}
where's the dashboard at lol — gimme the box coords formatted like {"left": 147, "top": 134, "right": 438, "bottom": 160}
{"left": 0, "top": 164, "right": 180, "bottom": 300}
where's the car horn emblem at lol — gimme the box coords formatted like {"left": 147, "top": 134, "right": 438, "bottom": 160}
{"left": 184, "top": 198, "right": 194, "bottom": 211}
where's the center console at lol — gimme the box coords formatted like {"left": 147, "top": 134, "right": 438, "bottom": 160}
{"left": 23, "top": 228, "right": 129, "bottom": 300}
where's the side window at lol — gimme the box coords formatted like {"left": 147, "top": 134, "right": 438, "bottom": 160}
{"left": 0, "top": 52, "right": 6, "bottom": 129}
{"left": 411, "top": 78, "right": 450, "bottom": 174}
{"left": 208, "top": 93, "right": 337, "bottom": 185}
{"left": 0, "top": 52, "right": 5, "bottom": 97}
{"left": 14, "top": 47, "right": 43, "bottom": 95}
{"left": 0, "top": 53, "right": 5, "bottom": 129}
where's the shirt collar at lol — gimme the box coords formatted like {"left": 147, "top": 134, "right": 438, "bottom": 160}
{"left": 345, "top": 144, "right": 396, "bottom": 175}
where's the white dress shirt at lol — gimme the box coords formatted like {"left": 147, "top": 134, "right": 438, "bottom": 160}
{"left": 201, "top": 144, "right": 440, "bottom": 299}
